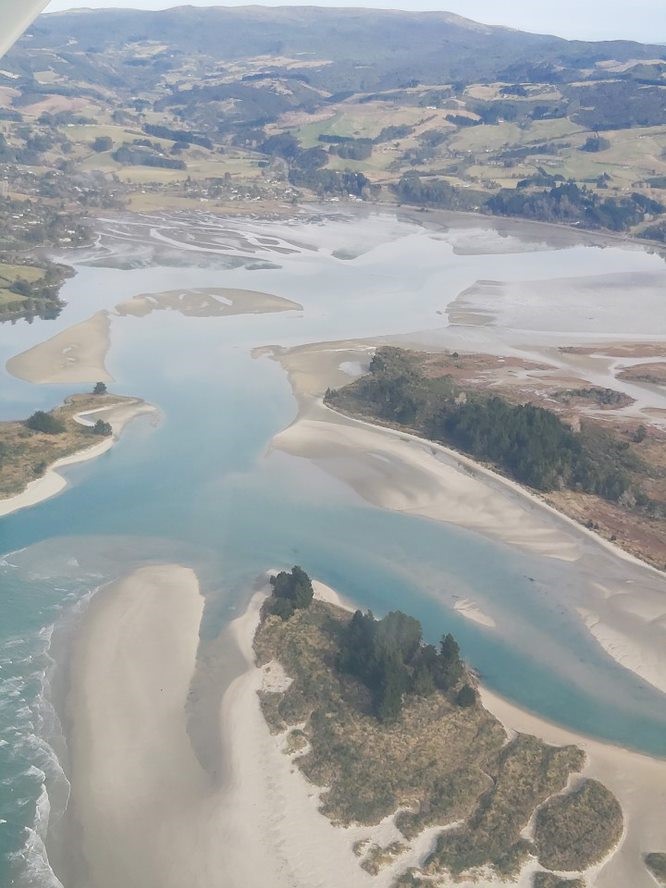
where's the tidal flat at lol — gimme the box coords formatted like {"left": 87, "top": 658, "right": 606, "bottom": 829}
{"left": 0, "top": 207, "right": 664, "bottom": 888}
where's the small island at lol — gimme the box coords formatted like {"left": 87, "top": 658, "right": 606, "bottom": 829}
{"left": 0, "top": 384, "right": 150, "bottom": 509}
{"left": 254, "top": 567, "right": 624, "bottom": 886}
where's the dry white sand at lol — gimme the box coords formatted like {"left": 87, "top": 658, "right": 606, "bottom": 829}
{"left": 59, "top": 565, "right": 206, "bottom": 888}
{"left": 6, "top": 311, "right": 112, "bottom": 384}
{"left": 0, "top": 399, "right": 155, "bottom": 518}
{"left": 56, "top": 569, "right": 665, "bottom": 888}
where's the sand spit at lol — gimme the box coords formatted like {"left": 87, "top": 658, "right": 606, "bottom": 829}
{"left": 54, "top": 571, "right": 664, "bottom": 888}
{"left": 55, "top": 565, "right": 205, "bottom": 888}
{"left": 0, "top": 398, "right": 155, "bottom": 518}
{"left": 6, "top": 311, "right": 112, "bottom": 384}
{"left": 115, "top": 286, "right": 302, "bottom": 318}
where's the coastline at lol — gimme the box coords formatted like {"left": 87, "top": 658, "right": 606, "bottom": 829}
{"left": 51, "top": 564, "right": 205, "bottom": 888}
{"left": 265, "top": 342, "right": 666, "bottom": 696}
{"left": 52, "top": 569, "right": 665, "bottom": 888}
{"left": 0, "top": 398, "right": 156, "bottom": 519}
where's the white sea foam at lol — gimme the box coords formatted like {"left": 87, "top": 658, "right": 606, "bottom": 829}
{"left": 9, "top": 826, "right": 64, "bottom": 888}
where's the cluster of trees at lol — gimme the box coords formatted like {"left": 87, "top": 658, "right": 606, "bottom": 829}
{"left": 394, "top": 173, "right": 480, "bottom": 211}
{"left": 143, "top": 123, "right": 213, "bottom": 149}
{"left": 326, "top": 347, "right": 636, "bottom": 501}
{"left": 339, "top": 609, "right": 474, "bottom": 721}
{"left": 486, "top": 182, "right": 663, "bottom": 232}
{"left": 25, "top": 411, "right": 64, "bottom": 435}
{"left": 289, "top": 167, "right": 370, "bottom": 197}
{"left": 317, "top": 134, "right": 373, "bottom": 159}
{"left": 580, "top": 134, "right": 610, "bottom": 153}
{"left": 91, "top": 419, "right": 112, "bottom": 436}
{"left": 112, "top": 143, "right": 186, "bottom": 170}
{"left": 267, "top": 566, "right": 314, "bottom": 620}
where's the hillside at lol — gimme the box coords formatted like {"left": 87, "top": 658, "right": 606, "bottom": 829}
{"left": 0, "top": 6, "right": 665, "bottom": 318}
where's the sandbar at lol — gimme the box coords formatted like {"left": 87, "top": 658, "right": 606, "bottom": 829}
{"left": 115, "top": 286, "right": 302, "bottom": 318}
{"left": 6, "top": 311, "right": 112, "bottom": 384}
{"left": 53, "top": 570, "right": 665, "bottom": 888}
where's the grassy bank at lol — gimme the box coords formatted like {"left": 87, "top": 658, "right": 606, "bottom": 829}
{"left": 0, "top": 391, "right": 128, "bottom": 499}
{"left": 253, "top": 569, "right": 623, "bottom": 884}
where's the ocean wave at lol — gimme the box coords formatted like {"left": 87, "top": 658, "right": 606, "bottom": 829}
{"left": 8, "top": 825, "right": 64, "bottom": 888}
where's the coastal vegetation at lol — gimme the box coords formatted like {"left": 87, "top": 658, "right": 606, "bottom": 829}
{"left": 532, "top": 876, "right": 585, "bottom": 888}
{"left": 533, "top": 779, "right": 623, "bottom": 871}
{"left": 645, "top": 852, "right": 666, "bottom": 885}
{"left": 325, "top": 347, "right": 666, "bottom": 567}
{"left": 254, "top": 567, "right": 622, "bottom": 883}
{"left": 325, "top": 347, "right": 637, "bottom": 500}
{"left": 0, "top": 393, "right": 126, "bottom": 500}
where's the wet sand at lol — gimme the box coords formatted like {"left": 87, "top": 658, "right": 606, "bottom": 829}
{"left": 266, "top": 340, "right": 666, "bottom": 696}
{"left": 115, "top": 286, "right": 302, "bottom": 318}
{"left": 6, "top": 311, "right": 112, "bottom": 384}
{"left": 56, "top": 567, "right": 665, "bottom": 888}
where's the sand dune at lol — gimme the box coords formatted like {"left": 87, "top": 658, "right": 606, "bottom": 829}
{"left": 54, "top": 568, "right": 665, "bottom": 888}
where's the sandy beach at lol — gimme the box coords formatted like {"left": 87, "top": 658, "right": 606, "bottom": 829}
{"left": 0, "top": 398, "right": 155, "bottom": 518}
{"left": 265, "top": 341, "right": 666, "bottom": 698}
{"left": 6, "top": 311, "right": 112, "bottom": 384}
{"left": 53, "top": 567, "right": 666, "bottom": 888}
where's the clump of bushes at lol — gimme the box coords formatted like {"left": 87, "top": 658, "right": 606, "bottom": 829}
{"left": 267, "top": 566, "right": 314, "bottom": 620}
{"left": 534, "top": 779, "right": 623, "bottom": 871}
{"left": 25, "top": 410, "right": 64, "bottom": 434}
{"left": 92, "top": 419, "right": 112, "bottom": 436}
{"left": 338, "top": 609, "right": 467, "bottom": 721}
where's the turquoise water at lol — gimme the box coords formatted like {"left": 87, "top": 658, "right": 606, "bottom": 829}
{"left": 1, "top": 211, "right": 665, "bottom": 886}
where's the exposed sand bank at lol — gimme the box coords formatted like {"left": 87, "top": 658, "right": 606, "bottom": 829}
{"left": 265, "top": 340, "right": 666, "bottom": 703}
{"left": 55, "top": 565, "right": 205, "bottom": 888}
{"left": 0, "top": 398, "right": 155, "bottom": 518}
{"left": 6, "top": 311, "right": 112, "bottom": 384}
{"left": 115, "top": 286, "right": 302, "bottom": 318}
{"left": 54, "top": 571, "right": 664, "bottom": 888}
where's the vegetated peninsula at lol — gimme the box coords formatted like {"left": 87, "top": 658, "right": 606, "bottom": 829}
{"left": 0, "top": 384, "right": 143, "bottom": 503}
{"left": 324, "top": 347, "right": 666, "bottom": 569}
{"left": 254, "top": 567, "right": 623, "bottom": 887}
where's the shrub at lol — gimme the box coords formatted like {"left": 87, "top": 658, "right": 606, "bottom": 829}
{"left": 92, "top": 419, "right": 112, "bottom": 436}
{"left": 25, "top": 411, "right": 65, "bottom": 434}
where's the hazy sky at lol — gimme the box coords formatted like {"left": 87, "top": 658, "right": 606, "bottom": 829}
{"left": 42, "top": 0, "right": 666, "bottom": 44}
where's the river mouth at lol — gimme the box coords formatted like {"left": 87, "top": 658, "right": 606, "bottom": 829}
{"left": 1, "top": 206, "right": 665, "bottom": 886}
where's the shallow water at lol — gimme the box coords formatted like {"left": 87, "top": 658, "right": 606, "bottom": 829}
{"left": 1, "top": 209, "right": 665, "bottom": 886}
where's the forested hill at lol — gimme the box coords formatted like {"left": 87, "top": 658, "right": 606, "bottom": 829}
{"left": 9, "top": 6, "right": 665, "bottom": 92}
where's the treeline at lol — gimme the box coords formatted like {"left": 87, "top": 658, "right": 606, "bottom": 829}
{"left": 395, "top": 175, "right": 663, "bottom": 233}
{"left": 326, "top": 347, "right": 637, "bottom": 502}
{"left": 112, "top": 143, "right": 186, "bottom": 170}
{"left": 486, "top": 182, "right": 663, "bottom": 232}
{"left": 143, "top": 123, "right": 213, "bottom": 149}
{"left": 393, "top": 172, "right": 483, "bottom": 211}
